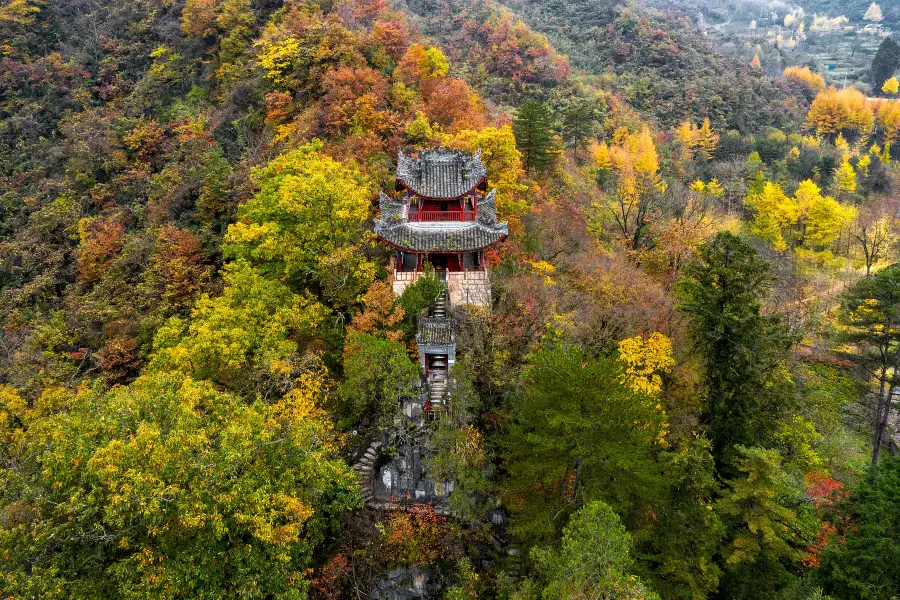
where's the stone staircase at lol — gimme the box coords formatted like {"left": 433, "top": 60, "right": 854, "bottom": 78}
{"left": 354, "top": 285, "right": 456, "bottom": 508}
{"left": 428, "top": 356, "right": 448, "bottom": 406}
{"left": 426, "top": 288, "right": 451, "bottom": 408}
{"left": 432, "top": 287, "right": 449, "bottom": 318}
{"left": 353, "top": 440, "right": 381, "bottom": 507}
{"left": 505, "top": 543, "right": 523, "bottom": 582}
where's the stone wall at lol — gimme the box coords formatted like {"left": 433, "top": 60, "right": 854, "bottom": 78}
{"left": 391, "top": 270, "right": 491, "bottom": 307}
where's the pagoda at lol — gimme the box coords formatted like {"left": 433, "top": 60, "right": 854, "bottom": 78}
{"left": 353, "top": 149, "right": 508, "bottom": 512}
{"left": 375, "top": 148, "right": 508, "bottom": 308}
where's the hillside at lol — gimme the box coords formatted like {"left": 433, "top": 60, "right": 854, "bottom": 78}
{"left": 2, "top": 0, "right": 900, "bottom": 599}
{"left": 497, "top": 0, "right": 804, "bottom": 130}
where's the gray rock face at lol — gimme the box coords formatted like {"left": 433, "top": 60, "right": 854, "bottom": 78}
{"left": 372, "top": 567, "right": 433, "bottom": 600}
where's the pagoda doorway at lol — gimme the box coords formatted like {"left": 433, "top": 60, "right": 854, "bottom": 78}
{"left": 426, "top": 254, "right": 462, "bottom": 273}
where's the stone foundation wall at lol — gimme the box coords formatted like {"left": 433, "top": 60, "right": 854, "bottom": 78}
{"left": 391, "top": 270, "right": 491, "bottom": 307}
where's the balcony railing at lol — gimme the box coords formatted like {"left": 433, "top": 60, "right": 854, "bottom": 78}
{"left": 408, "top": 210, "right": 476, "bottom": 223}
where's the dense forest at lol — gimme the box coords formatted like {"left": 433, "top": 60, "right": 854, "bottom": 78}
{"left": 1, "top": 0, "right": 900, "bottom": 598}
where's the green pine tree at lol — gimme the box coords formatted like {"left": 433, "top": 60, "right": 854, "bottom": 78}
{"left": 501, "top": 345, "right": 666, "bottom": 544}
{"left": 561, "top": 99, "right": 604, "bottom": 162}
{"left": 532, "top": 501, "right": 661, "bottom": 600}
{"left": 872, "top": 37, "right": 900, "bottom": 96}
{"left": 816, "top": 456, "right": 900, "bottom": 599}
{"left": 840, "top": 264, "right": 900, "bottom": 464}
{"left": 513, "top": 99, "right": 557, "bottom": 173}
{"left": 716, "top": 446, "right": 814, "bottom": 600}
{"left": 676, "top": 232, "right": 796, "bottom": 475}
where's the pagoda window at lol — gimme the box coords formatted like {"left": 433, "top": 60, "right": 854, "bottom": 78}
{"left": 462, "top": 251, "right": 480, "bottom": 271}
{"left": 399, "top": 252, "right": 419, "bottom": 272}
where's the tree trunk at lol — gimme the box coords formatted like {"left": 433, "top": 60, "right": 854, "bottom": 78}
{"left": 874, "top": 343, "right": 900, "bottom": 464}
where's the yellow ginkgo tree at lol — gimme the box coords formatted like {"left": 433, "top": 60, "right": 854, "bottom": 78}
{"left": 744, "top": 179, "right": 857, "bottom": 252}
{"left": 618, "top": 332, "right": 675, "bottom": 447}
{"left": 594, "top": 126, "right": 666, "bottom": 249}
{"left": 675, "top": 118, "right": 719, "bottom": 160}
{"left": 617, "top": 332, "right": 675, "bottom": 397}
{"left": 744, "top": 182, "right": 800, "bottom": 250}
{"left": 224, "top": 140, "right": 377, "bottom": 310}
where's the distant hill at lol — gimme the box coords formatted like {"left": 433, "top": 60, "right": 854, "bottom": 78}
{"left": 491, "top": 0, "right": 803, "bottom": 131}
{"left": 648, "top": 0, "right": 899, "bottom": 29}
{"left": 798, "top": 0, "right": 899, "bottom": 27}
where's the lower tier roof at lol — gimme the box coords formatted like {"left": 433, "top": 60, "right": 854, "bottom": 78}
{"left": 375, "top": 189, "right": 508, "bottom": 253}
{"left": 376, "top": 222, "right": 506, "bottom": 252}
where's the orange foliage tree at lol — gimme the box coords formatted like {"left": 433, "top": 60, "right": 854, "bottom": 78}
{"left": 423, "top": 78, "right": 486, "bottom": 132}
{"left": 381, "top": 504, "right": 455, "bottom": 567}
{"left": 783, "top": 66, "right": 826, "bottom": 93}
{"left": 481, "top": 13, "right": 570, "bottom": 84}
{"left": 872, "top": 99, "right": 900, "bottom": 145}
{"left": 76, "top": 217, "right": 125, "bottom": 284}
{"left": 803, "top": 472, "right": 848, "bottom": 568}
{"left": 146, "top": 225, "right": 212, "bottom": 310}
{"left": 372, "top": 17, "right": 411, "bottom": 59}
{"left": 395, "top": 43, "right": 449, "bottom": 83}
{"left": 321, "top": 66, "right": 391, "bottom": 134}
{"left": 806, "top": 87, "right": 875, "bottom": 139}
{"left": 348, "top": 280, "right": 405, "bottom": 342}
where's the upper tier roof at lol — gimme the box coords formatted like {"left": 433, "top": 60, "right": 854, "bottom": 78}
{"left": 397, "top": 148, "right": 487, "bottom": 199}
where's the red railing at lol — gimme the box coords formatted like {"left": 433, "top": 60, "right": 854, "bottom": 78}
{"left": 408, "top": 210, "right": 476, "bottom": 223}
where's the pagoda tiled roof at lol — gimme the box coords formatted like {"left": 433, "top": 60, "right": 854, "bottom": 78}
{"left": 375, "top": 189, "right": 508, "bottom": 253}
{"left": 397, "top": 148, "right": 487, "bottom": 199}
{"left": 416, "top": 317, "right": 455, "bottom": 346}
